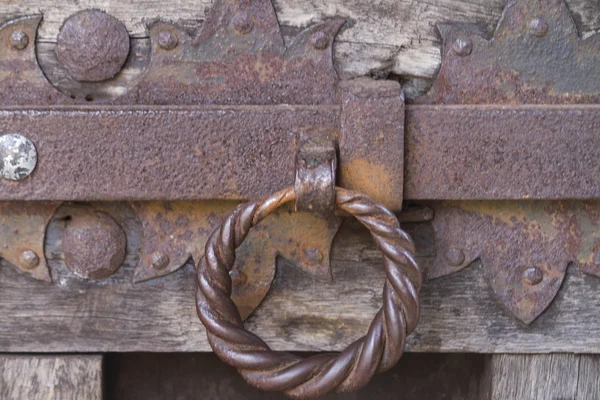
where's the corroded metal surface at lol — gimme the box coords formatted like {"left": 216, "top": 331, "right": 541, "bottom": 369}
{"left": 0, "top": 106, "right": 338, "bottom": 201}
{"left": 122, "top": 6, "right": 345, "bottom": 105}
{"left": 56, "top": 10, "right": 130, "bottom": 82}
{"left": 0, "top": 134, "right": 37, "bottom": 181}
{"left": 1, "top": 0, "right": 599, "bottom": 366}
{"left": 197, "top": 187, "right": 421, "bottom": 398}
{"left": 0, "top": 202, "right": 59, "bottom": 281}
{"left": 405, "top": 0, "right": 600, "bottom": 201}
{"left": 411, "top": 0, "right": 600, "bottom": 324}
{"left": 429, "top": 201, "right": 600, "bottom": 324}
{"left": 241, "top": 204, "right": 342, "bottom": 281}
{"left": 1, "top": 104, "right": 598, "bottom": 202}
{"left": 404, "top": 105, "right": 600, "bottom": 200}
{"left": 132, "top": 201, "right": 341, "bottom": 318}
{"left": 0, "top": 16, "right": 66, "bottom": 105}
{"left": 0, "top": 0, "right": 344, "bottom": 106}
{"left": 294, "top": 144, "right": 337, "bottom": 217}
{"left": 131, "top": 201, "right": 275, "bottom": 320}
{"left": 62, "top": 208, "right": 127, "bottom": 280}
{"left": 0, "top": 0, "right": 399, "bottom": 338}
{"left": 339, "top": 78, "right": 405, "bottom": 210}
{"left": 131, "top": 202, "right": 237, "bottom": 284}
{"left": 419, "top": 0, "right": 600, "bottom": 105}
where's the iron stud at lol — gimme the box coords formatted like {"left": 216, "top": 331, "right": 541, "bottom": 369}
{"left": 10, "top": 30, "right": 29, "bottom": 50}
{"left": 453, "top": 38, "right": 473, "bottom": 56}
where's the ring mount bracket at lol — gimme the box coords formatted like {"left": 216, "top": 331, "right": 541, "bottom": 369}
{"left": 294, "top": 142, "right": 337, "bottom": 217}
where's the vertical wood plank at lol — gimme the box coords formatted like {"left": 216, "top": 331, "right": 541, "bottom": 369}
{"left": 577, "top": 355, "right": 600, "bottom": 399}
{"left": 0, "top": 355, "right": 103, "bottom": 400}
{"left": 484, "top": 354, "right": 579, "bottom": 400}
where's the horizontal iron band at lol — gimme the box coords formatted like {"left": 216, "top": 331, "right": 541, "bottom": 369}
{"left": 0, "top": 104, "right": 598, "bottom": 203}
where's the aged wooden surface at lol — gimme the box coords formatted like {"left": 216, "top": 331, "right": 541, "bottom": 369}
{"left": 577, "top": 355, "right": 600, "bottom": 397}
{"left": 0, "top": 355, "right": 103, "bottom": 400}
{"left": 1, "top": 216, "right": 600, "bottom": 354}
{"left": 484, "top": 354, "right": 600, "bottom": 400}
{"left": 105, "top": 353, "right": 484, "bottom": 400}
{"left": 1, "top": 0, "right": 599, "bottom": 98}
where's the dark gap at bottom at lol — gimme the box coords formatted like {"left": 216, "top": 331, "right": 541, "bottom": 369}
{"left": 104, "top": 352, "right": 485, "bottom": 400}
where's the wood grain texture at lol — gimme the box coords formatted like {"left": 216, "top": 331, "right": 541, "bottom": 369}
{"left": 105, "top": 353, "right": 484, "bottom": 400}
{"left": 484, "top": 354, "right": 579, "bottom": 400}
{"left": 0, "top": 355, "right": 103, "bottom": 400}
{"left": 2, "top": 216, "right": 600, "bottom": 354}
{"left": 1, "top": 0, "right": 597, "bottom": 98}
{"left": 484, "top": 354, "right": 600, "bottom": 400}
{"left": 577, "top": 355, "right": 600, "bottom": 399}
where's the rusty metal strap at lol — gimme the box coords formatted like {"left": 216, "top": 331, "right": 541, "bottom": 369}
{"left": 0, "top": 105, "right": 340, "bottom": 202}
{"left": 405, "top": 105, "right": 600, "bottom": 200}
{"left": 0, "top": 78, "right": 407, "bottom": 211}
{"left": 1, "top": 104, "right": 599, "bottom": 203}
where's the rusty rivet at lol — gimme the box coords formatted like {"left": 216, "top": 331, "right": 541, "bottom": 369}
{"left": 529, "top": 18, "right": 549, "bottom": 37}
{"left": 10, "top": 30, "right": 29, "bottom": 50}
{"left": 523, "top": 267, "right": 544, "bottom": 286}
{"left": 311, "top": 31, "right": 330, "bottom": 50}
{"left": 157, "top": 30, "right": 178, "bottom": 51}
{"left": 57, "top": 10, "right": 130, "bottom": 82}
{"left": 229, "top": 269, "right": 248, "bottom": 286}
{"left": 19, "top": 250, "right": 40, "bottom": 270}
{"left": 444, "top": 248, "right": 466, "bottom": 267}
{"left": 151, "top": 252, "right": 170, "bottom": 270}
{"left": 453, "top": 38, "right": 473, "bottom": 57}
{"left": 63, "top": 210, "right": 127, "bottom": 280}
{"left": 232, "top": 11, "right": 254, "bottom": 35}
{"left": 304, "top": 248, "right": 324, "bottom": 266}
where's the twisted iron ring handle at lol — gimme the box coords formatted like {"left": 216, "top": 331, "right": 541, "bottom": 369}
{"left": 196, "top": 187, "right": 422, "bottom": 398}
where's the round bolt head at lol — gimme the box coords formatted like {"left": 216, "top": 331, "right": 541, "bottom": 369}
{"left": 10, "top": 30, "right": 29, "bottom": 50}
{"left": 453, "top": 38, "right": 473, "bottom": 57}
{"left": 444, "top": 248, "right": 466, "bottom": 267}
{"left": 63, "top": 210, "right": 127, "bottom": 280}
{"left": 57, "top": 10, "right": 130, "bottom": 82}
{"left": 232, "top": 11, "right": 254, "bottom": 35}
{"left": 311, "top": 31, "right": 330, "bottom": 50}
{"left": 157, "top": 30, "right": 178, "bottom": 51}
{"left": 19, "top": 250, "right": 40, "bottom": 271}
{"left": 523, "top": 267, "right": 544, "bottom": 286}
{"left": 304, "top": 248, "right": 324, "bottom": 266}
{"left": 529, "top": 18, "right": 549, "bottom": 37}
{"left": 151, "top": 252, "right": 170, "bottom": 270}
{"left": 0, "top": 134, "right": 37, "bottom": 181}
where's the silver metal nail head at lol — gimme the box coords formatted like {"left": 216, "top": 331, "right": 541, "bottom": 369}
{"left": 0, "top": 134, "right": 38, "bottom": 181}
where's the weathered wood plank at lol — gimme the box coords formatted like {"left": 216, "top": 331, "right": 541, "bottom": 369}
{"left": 105, "top": 353, "right": 484, "bottom": 400}
{"left": 483, "top": 354, "right": 580, "bottom": 400}
{"left": 0, "top": 355, "right": 103, "bottom": 400}
{"left": 484, "top": 354, "right": 600, "bottom": 400}
{"left": 577, "top": 355, "right": 600, "bottom": 399}
{"left": 2, "top": 217, "right": 600, "bottom": 354}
